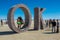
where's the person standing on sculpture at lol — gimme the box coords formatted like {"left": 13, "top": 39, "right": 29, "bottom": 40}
{"left": 17, "top": 17, "right": 23, "bottom": 29}
{"left": 52, "top": 19, "right": 56, "bottom": 33}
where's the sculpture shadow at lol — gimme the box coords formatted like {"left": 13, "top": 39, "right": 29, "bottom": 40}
{"left": 0, "top": 31, "right": 17, "bottom": 35}
{"left": 43, "top": 32, "right": 58, "bottom": 34}
{"left": 28, "top": 29, "right": 38, "bottom": 31}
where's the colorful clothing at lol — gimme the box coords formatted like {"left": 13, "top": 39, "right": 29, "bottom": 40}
{"left": 17, "top": 22, "right": 22, "bottom": 25}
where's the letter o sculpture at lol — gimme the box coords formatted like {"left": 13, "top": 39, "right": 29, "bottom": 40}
{"left": 7, "top": 4, "right": 32, "bottom": 33}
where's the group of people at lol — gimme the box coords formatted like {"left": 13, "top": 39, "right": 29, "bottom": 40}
{"left": 0, "top": 18, "right": 60, "bottom": 33}
{"left": 45, "top": 19, "right": 59, "bottom": 33}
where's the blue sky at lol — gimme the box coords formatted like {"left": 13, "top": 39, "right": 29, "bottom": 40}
{"left": 0, "top": 0, "right": 60, "bottom": 20}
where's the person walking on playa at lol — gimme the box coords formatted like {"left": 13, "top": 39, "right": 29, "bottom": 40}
{"left": 56, "top": 19, "right": 59, "bottom": 33}
{"left": 49, "top": 19, "right": 52, "bottom": 28}
{"left": 1, "top": 19, "right": 3, "bottom": 26}
{"left": 52, "top": 19, "right": 56, "bottom": 33}
{"left": 17, "top": 17, "right": 23, "bottom": 29}
{"left": 45, "top": 20, "right": 49, "bottom": 28}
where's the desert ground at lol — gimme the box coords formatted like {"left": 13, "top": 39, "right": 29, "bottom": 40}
{"left": 0, "top": 20, "right": 60, "bottom": 40}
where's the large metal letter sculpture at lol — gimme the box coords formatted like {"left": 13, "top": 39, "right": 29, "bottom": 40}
{"left": 7, "top": 4, "right": 32, "bottom": 33}
{"left": 34, "top": 8, "right": 40, "bottom": 30}
{"left": 34, "top": 8, "right": 45, "bottom": 30}
{"left": 40, "top": 8, "right": 45, "bottom": 30}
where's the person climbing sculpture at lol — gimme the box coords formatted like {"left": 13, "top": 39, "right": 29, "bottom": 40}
{"left": 17, "top": 17, "right": 24, "bottom": 29}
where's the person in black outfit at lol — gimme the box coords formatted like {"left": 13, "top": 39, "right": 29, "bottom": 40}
{"left": 52, "top": 19, "right": 56, "bottom": 33}
{"left": 56, "top": 19, "right": 59, "bottom": 33}
{"left": 1, "top": 19, "right": 3, "bottom": 26}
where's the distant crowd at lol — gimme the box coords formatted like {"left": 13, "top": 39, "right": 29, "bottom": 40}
{"left": 45, "top": 19, "right": 59, "bottom": 33}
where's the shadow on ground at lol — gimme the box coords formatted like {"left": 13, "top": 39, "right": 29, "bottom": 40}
{"left": 43, "top": 32, "right": 59, "bottom": 34}
{"left": 28, "top": 29, "right": 38, "bottom": 31}
{"left": 0, "top": 31, "right": 17, "bottom": 35}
